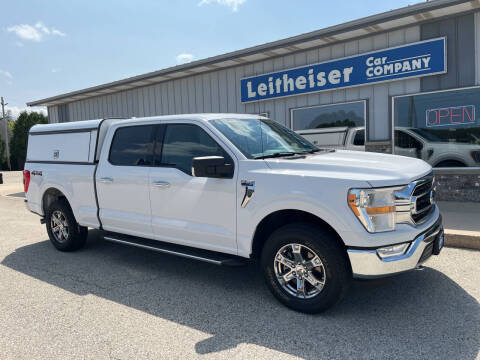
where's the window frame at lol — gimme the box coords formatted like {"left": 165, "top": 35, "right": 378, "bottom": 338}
{"left": 155, "top": 122, "right": 235, "bottom": 176}
{"left": 391, "top": 85, "right": 480, "bottom": 170}
{"left": 289, "top": 99, "right": 368, "bottom": 143}
{"left": 108, "top": 124, "right": 157, "bottom": 167}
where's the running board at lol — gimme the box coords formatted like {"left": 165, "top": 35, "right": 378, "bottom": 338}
{"left": 102, "top": 233, "right": 246, "bottom": 266}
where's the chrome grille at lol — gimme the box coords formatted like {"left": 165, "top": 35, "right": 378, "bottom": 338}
{"left": 411, "top": 177, "right": 434, "bottom": 224}
{"left": 394, "top": 172, "right": 435, "bottom": 226}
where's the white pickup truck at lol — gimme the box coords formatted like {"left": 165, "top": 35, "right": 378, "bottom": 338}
{"left": 23, "top": 114, "right": 444, "bottom": 313}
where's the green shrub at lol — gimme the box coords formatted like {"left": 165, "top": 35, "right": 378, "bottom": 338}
{"left": 9, "top": 111, "right": 48, "bottom": 170}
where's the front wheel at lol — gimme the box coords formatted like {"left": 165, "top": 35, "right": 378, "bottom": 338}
{"left": 45, "top": 199, "right": 88, "bottom": 251}
{"left": 261, "top": 223, "right": 351, "bottom": 313}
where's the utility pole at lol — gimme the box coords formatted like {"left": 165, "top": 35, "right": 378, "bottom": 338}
{"left": 1, "top": 97, "right": 11, "bottom": 170}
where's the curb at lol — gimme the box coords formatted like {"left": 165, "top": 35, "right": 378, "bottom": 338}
{"left": 445, "top": 230, "right": 480, "bottom": 250}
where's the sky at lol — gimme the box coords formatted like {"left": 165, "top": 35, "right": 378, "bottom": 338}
{"left": 1, "top": 0, "right": 422, "bottom": 119}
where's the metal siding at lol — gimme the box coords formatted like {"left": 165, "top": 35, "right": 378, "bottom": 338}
{"left": 161, "top": 82, "right": 169, "bottom": 115}
{"left": 48, "top": 106, "right": 57, "bottom": 123}
{"left": 202, "top": 73, "right": 212, "bottom": 113}
{"left": 195, "top": 75, "right": 204, "bottom": 113}
{"left": 210, "top": 71, "right": 220, "bottom": 113}
{"left": 179, "top": 77, "right": 187, "bottom": 113}
{"left": 234, "top": 66, "right": 245, "bottom": 115}
{"left": 218, "top": 70, "right": 227, "bottom": 112}
{"left": 421, "top": 13, "right": 475, "bottom": 91}
{"left": 226, "top": 68, "right": 236, "bottom": 113}
{"left": 187, "top": 77, "right": 196, "bottom": 113}
{"left": 457, "top": 13, "right": 475, "bottom": 87}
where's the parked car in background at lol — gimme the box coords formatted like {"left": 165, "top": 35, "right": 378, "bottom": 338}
{"left": 298, "top": 126, "right": 480, "bottom": 167}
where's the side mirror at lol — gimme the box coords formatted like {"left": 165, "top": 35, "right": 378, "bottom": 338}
{"left": 192, "top": 156, "right": 234, "bottom": 179}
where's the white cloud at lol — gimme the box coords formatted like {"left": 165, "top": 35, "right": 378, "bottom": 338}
{"left": 7, "top": 22, "right": 66, "bottom": 42}
{"left": 5, "top": 106, "right": 47, "bottom": 120}
{"left": 51, "top": 68, "right": 61, "bottom": 73}
{"left": 176, "top": 53, "right": 195, "bottom": 64}
{"left": 7, "top": 24, "right": 42, "bottom": 41}
{"left": 198, "top": 0, "right": 245, "bottom": 12}
{"left": 51, "top": 28, "right": 66, "bottom": 37}
{"left": 0, "top": 70, "right": 13, "bottom": 79}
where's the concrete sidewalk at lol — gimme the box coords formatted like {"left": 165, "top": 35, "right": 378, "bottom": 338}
{"left": 438, "top": 201, "right": 480, "bottom": 250}
{"left": 1, "top": 171, "right": 479, "bottom": 249}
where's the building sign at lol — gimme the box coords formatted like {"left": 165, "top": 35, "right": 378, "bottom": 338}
{"left": 241, "top": 37, "right": 446, "bottom": 103}
{"left": 426, "top": 105, "right": 475, "bottom": 128}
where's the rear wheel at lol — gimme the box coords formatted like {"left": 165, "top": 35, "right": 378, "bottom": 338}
{"left": 45, "top": 199, "right": 88, "bottom": 251}
{"left": 261, "top": 223, "right": 350, "bottom": 313}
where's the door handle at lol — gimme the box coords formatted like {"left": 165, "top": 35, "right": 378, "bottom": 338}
{"left": 99, "top": 177, "right": 114, "bottom": 184}
{"left": 152, "top": 181, "right": 170, "bottom": 188}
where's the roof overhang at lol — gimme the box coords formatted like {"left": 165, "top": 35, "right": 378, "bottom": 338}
{"left": 27, "top": 0, "right": 480, "bottom": 107}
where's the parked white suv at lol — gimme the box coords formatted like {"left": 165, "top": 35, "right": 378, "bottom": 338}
{"left": 301, "top": 126, "right": 480, "bottom": 167}
{"left": 23, "top": 114, "right": 444, "bottom": 313}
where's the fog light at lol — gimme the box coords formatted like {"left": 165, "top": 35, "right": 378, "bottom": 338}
{"left": 377, "top": 243, "right": 410, "bottom": 259}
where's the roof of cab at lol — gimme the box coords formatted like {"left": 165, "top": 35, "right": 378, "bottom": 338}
{"left": 29, "top": 113, "right": 265, "bottom": 134}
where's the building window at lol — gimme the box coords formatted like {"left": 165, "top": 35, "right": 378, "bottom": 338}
{"left": 393, "top": 86, "right": 480, "bottom": 168}
{"left": 290, "top": 100, "right": 366, "bottom": 150}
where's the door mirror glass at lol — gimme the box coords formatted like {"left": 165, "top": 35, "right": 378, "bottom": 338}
{"left": 192, "top": 156, "right": 234, "bottom": 178}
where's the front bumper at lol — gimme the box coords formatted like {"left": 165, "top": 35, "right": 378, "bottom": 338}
{"left": 347, "top": 215, "right": 443, "bottom": 279}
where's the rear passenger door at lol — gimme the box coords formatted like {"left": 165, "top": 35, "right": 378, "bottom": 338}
{"left": 96, "top": 125, "right": 155, "bottom": 238}
{"left": 148, "top": 122, "right": 237, "bottom": 254}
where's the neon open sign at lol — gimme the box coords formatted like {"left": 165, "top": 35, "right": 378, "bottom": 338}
{"left": 426, "top": 105, "right": 475, "bottom": 127}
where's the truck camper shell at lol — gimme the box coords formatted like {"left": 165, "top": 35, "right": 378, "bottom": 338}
{"left": 27, "top": 118, "right": 123, "bottom": 164}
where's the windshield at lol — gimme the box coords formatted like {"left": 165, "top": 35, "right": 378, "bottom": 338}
{"left": 210, "top": 118, "right": 319, "bottom": 159}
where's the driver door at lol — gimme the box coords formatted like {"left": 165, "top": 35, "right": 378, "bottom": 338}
{"left": 148, "top": 122, "right": 238, "bottom": 254}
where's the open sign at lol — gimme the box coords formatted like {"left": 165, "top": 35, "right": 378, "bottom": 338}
{"left": 426, "top": 105, "right": 475, "bottom": 127}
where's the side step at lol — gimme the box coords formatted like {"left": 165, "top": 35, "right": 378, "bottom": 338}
{"left": 102, "top": 232, "right": 246, "bottom": 266}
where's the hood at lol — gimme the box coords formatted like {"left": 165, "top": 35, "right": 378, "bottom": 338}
{"left": 265, "top": 150, "right": 432, "bottom": 187}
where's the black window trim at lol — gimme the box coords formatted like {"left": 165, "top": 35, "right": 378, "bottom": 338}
{"left": 154, "top": 122, "right": 235, "bottom": 177}
{"left": 108, "top": 124, "right": 157, "bottom": 167}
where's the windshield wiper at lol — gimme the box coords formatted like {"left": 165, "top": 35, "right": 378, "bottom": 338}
{"left": 301, "top": 148, "right": 334, "bottom": 154}
{"left": 254, "top": 152, "right": 297, "bottom": 159}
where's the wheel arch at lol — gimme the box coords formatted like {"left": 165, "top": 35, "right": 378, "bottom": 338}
{"left": 41, "top": 186, "right": 72, "bottom": 216}
{"left": 250, "top": 209, "right": 347, "bottom": 261}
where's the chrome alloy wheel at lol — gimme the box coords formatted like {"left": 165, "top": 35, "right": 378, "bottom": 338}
{"left": 273, "top": 243, "right": 326, "bottom": 299}
{"left": 50, "top": 210, "right": 69, "bottom": 243}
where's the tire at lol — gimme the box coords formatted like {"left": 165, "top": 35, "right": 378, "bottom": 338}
{"left": 434, "top": 160, "right": 466, "bottom": 168}
{"left": 45, "top": 198, "right": 88, "bottom": 252}
{"left": 261, "top": 222, "right": 351, "bottom": 314}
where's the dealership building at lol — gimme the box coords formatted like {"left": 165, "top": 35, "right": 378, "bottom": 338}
{"left": 28, "top": 0, "right": 480, "bottom": 201}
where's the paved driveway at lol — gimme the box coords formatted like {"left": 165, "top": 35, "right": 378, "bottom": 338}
{"left": 0, "top": 190, "right": 479, "bottom": 359}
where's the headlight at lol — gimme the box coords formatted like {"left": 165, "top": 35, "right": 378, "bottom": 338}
{"left": 348, "top": 188, "right": 396, "bottom": 233}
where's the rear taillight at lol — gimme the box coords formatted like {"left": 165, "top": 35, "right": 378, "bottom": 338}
{"left": 23, "top": 170, "right": 31, "bottom": 193}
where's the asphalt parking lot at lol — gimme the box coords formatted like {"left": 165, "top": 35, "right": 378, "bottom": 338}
{"left": 0, "top": 189, "right": 479, "bottom": 359}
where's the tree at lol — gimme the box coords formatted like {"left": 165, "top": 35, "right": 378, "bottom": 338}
{"left": 0, "top": 137, "right": 6, "bottom": 170}
{"left": 9, "top": 111, "right": 48, "bottom": 170}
